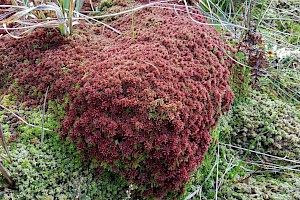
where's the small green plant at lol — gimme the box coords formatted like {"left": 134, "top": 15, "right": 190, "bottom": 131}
{"left": 96, "top": 0, "right": 115, "bottom": 13}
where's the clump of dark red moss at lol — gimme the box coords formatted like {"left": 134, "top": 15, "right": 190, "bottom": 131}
{"left": 0, "top": 5, "right": 234, "bottom": 199}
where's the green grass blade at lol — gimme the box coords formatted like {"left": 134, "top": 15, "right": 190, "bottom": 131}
{"left": 75, "top": 0, "right": 84, "bottom": 13}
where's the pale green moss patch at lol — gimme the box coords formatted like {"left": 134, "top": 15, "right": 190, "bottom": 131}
{"left": 229, "top": 90, "right": 300, "bottom": 159}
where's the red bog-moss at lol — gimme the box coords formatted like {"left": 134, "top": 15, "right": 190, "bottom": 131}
{"left": 0, "top": 5, "right": 234, "bottom": 199}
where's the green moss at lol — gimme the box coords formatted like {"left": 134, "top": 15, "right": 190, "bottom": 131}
{"left": 47, "top": 97, "right": 68, "bottom": 121}
{"left": 182, "top": 86, "right": 300, "bottom": 199}
{"left": 97, "top": 0, "right": 115, "bottom": 12}
{"left": 61, "top": 67, "right": 68, "bottom": 73}
{"left": 182, "top": 114, "right": 248, "bottom": 199}
{"left": 0, "top": 95, "right": 16, "bottom": 107}
{"left": 260, "top": 67, "right": 300, "bottom": 106}
{"left": 21, "top": 159, "right": 30, "bottom": 168}
{"left": 228, "top": 90, "right": 300, "bottom": 159}
{"left": 0, "top": 103, "right": 129, "bottom": 199}
{"left": 223, "top": 172, "right": 300, "bottom": 199}
{"left": 230, "top": 53, "right": 251, "bottom": 104}
{"left": 0, "top": 133, "right": 129, "bottom": 199}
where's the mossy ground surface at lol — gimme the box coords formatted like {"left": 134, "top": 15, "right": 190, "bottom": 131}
{"left": 183, "top": 91, "right": 300, "bottom": 200}
{"left": 2, "top": 89, "right": 299, "bottom": 199}
{"left": 0, "top": 96, "right": 129, "bottom": 199}
{"left": 182, "top": 0, "right": 300, "bottom": 199}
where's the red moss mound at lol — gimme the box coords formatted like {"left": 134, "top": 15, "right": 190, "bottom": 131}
{"left": 0, "top": 6, "right": 234, "bottom": 199}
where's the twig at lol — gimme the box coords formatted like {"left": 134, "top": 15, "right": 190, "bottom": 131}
{"left": 217, "top": 156, "right": 236, "bottom": 191}
{"left": 0, "top": 162, "right": 14, "bottom": 185}
{"left": 185, "top": 146, "right": 219, "bottom": 200}
{"left": 0, "top": 104, "right": 54, "bottom": 132}
{"left": 0, "top": 124, "right": 12, "bottom": 162}
{"left": 244, "top": 161, "right": 300, "bottom": 173}
{"left": 220, "top": 143, "right": 300, "bottom": 164}
{"left": 233, "top": 169, "right": 258, "bottom": 184}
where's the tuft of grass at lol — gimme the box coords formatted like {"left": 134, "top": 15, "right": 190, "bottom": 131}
{"left": 0, "top": 0, "right": 123, "bottom": 37}
{"left": 0, "top": 1, "right": 81, "bottom": 37}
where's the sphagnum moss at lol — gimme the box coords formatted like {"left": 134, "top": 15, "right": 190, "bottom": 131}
{"left": 229, "top": 90, "right": 300, "bottom": 160}
{"left": 0, "top": 104, "right": 129, "bottom": 199}
{"left": 1, "top": 137, "right": 129, "bottom": 200}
